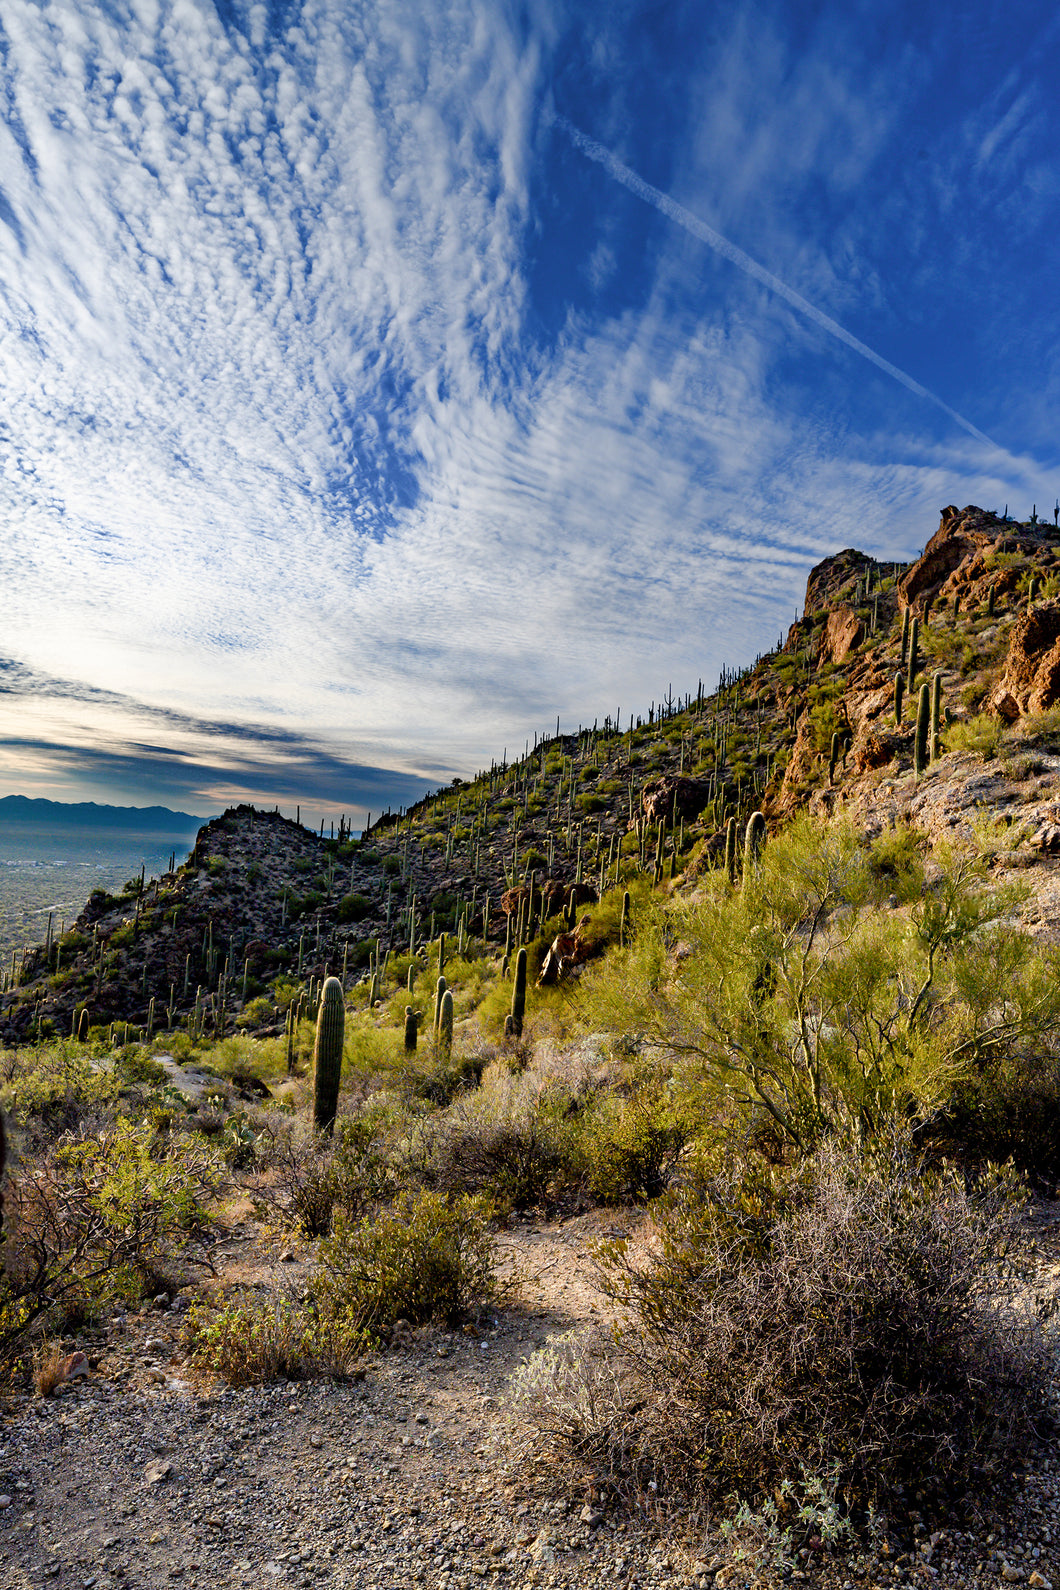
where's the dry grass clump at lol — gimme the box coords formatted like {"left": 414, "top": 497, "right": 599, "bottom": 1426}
{"left": 31, "top": 1337, "right": 67, "bottom": 1397}
{"left": 512, "top": 1139, "right": 1054, "bottom": 1511}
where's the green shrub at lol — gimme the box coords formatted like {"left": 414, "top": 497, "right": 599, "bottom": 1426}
{"left": 272, "top": 1115, "right": 393, "bottom": 1237}
{"left": 944, "top": 712, "right": 1003, "bottom": 758}
{"left": 236, "top": 994, "right": 274, "bottom": 1028}
{"left": 182, "top": 1297, "right": 367, "bottom": 1386}
{"left": 584, "top": 1084, "right": 690, "bottom": 1203}
{"left": 579, "top": 816, "right": 1047, "bottom": 1152}
{"left": 312, "top": 1188, "right": 496, "bottom": 1332}
{"left": 117, "top": 1049, "right": 166, "bottom": 1086}
{"left": 0, "top": 1118, "right": 222, "bottom": 1362}
{"left": 419, "top": 1086, "right": 583, "bottom": 1208}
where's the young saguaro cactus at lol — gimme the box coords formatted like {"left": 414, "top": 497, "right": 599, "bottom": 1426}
{"left": 509, "top": 946, "right": 528, "bottom": 1038}
{"left": 906, "top": 615, "right": 919, "bottom": 697}
{"left": 930, "top": 672, "right": 943, "bottom": 763}
{"left": 724, "top": 816, "right": 737, "bottom": 886}
{"left": 619, "top": 889, "right": 631, "bottom": 949}
{"left": 312, "top": 976, "right": 345, "bottom": 1135}
{"left": 900, "top": 606, "right": 910, "bottom": 670}
{"left": 894, "top": 671, "right": 905, "bottom": 727}
{"left": 404, "top": 1005, "right": 418, "bottom": 1052}
{"left": 914, "top": 683, "right": 931, "bottom": 778}
{"left": 438, "top": 989, "right": 454, "bottom": 1060}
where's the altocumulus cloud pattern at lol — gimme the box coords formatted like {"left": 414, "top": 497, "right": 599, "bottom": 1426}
{"left": 0, "top": 0, "right": 1057, "bottom": 816}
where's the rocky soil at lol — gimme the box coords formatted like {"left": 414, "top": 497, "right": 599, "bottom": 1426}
{"left": 3, "top": 1203, "right": 1060, "bottom": 1590}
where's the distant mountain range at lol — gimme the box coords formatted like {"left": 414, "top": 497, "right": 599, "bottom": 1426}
{"left": 0, "top": 796, "right": 210, "bottom": 834}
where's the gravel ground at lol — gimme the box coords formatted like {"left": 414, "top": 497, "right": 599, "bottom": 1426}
{"left": 2, "top": 1214, "right": 1060, "bottom": 1590}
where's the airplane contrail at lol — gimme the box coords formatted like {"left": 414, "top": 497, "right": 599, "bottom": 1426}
{"left": 557, "top": 116, "right": 995, "bottom": 448}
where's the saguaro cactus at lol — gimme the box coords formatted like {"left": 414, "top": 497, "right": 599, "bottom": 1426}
{"left": 404, "top": 1006, "right": 418, "bottom": 1052}
{"left": 312, "top": 976, "right": 345, "bottom": 1134}
{"left": 434, "top": 975, "right": 447, "bottom": 1032}
{"left": 900, "top": 606, "right": 910, "bottom": 669}
{"left": 930, "top": 672, "right": 942, "bottom": 762}
{"left": 510, "top": 946, "right": 527, "bottom": 1038}
{"left": 438, "top": 989, "right": 454, "bottom": 1060}
{"left": 914, "top": 683, "right": 931, "bottom": 778}
{"left": 744, "top": 811, "right": 766, "bottom": 876}
{"left": 906, "top": 616, "right": 919, "bottom": 697}
{"left": 724, "top": 816, "right": 737, "bottom": 885}
{"left": 894, "top": 671, "right": 905, "bottom": 726}
{"left": 619, "top": 889, "right": 631, "bottom": 949}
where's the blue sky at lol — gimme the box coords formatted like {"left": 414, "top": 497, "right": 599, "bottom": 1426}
{"left": 1, "top": 0, "right": 1058, "bottom": 826}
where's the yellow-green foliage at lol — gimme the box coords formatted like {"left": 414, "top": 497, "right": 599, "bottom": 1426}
{"left": 584, "top": 1083, "right": 692, "bottom": 1203}
{"left": 182, "top": 1297, "right": 368, "bottom": 1386}
{"left": 311, "top": 1187, "right": 496, "bottom": 1331}
{"left": 943, "top": 712, "right": 1004, "bottom": 758}
{"left": 1, "top": 1041, "right": 120, "bottom": 1133}
{"left": 578, "top": 815, "right": 1053, "bottom": 1151}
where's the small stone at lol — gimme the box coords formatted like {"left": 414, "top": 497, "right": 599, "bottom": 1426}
{"left": 309, "top": 1434, "right": 323, "bottom": 1449}
{"left": 280, "top": 1250, "right": 297, "bottom": 1263}
{"left": 1001, "top": 1563, "right": 1024, "bottom": 1584}
{"left": 0, "top": 1495, "right": 11, "bottom": 1509}
{"left": 1028, "top": 1575, "right": 1050, "bottom": 1589}
{"left": 578, "top": 1506, "right": 604, "bottom": 1528}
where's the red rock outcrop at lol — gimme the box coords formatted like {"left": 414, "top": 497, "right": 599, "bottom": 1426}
{"left": 819, "top": 604, "right": 864, "bottom": 665}
{"left": 990, "top": 600, "right": 1060, "bottom": 720}
{"left": 896, "top": 506, "right": 1003, "bottom": 614}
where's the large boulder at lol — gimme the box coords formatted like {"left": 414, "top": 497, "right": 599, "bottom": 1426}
{"left": 990, "top": 600, "right": 1060, "bottom": 719}
{"left": 641, "top": 776, "right": 712, "bottom": 823}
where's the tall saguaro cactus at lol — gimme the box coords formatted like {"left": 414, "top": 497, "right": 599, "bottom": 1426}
{"left": 906, "top": 616, "right": 920, "bottom": 698}
{"left": 930, "top": 672, "right": 943, "bottom": 763}
{"left": 509, "top": 946, "right": 527, "bottom": 1038}
{"left": 724, "top": 817, "right": 737, "bottom": 885}
{"left": 914, "top": 683, "right": 931, "bottom": 778}
{"left": 312, "top": 976, "right": 345, "bottom": 1135}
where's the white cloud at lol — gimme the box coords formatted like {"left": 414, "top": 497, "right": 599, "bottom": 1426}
{"left": 0, "top": 0, "right": 1056, "bottom": 815}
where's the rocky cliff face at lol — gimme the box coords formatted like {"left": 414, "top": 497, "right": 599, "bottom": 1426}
{"left": 6, "top": 503, "right": 1060, "bottom": 1045}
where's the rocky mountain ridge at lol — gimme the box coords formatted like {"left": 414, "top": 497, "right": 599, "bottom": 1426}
{"left": 5, "top": 502, "right": 1060, "bottom": 1046}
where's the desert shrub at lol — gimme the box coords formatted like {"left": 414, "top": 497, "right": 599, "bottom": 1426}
{"left": 418, "top": 1085, "right": 583, "bottom": 1208}
{"left": 932, "top": 1043, "right": 1060, "bottom": 1192}
{"left": 311, "top": 1188, "right": 495, "bottom": 1332}
{"left": 182, "top": 1297, "right": 368, "bottom": 1386}
{"left": 1, "top": 1042, "right": 120, "bottom": 1149}
{"left": 865, "top": 824, "right": 924, "bottom": 901}
{"left": 944, "top": 712, "right": 1003, "bottom": 758}
{"left": 336, "top": 892, "right": 373, "bottom": 923}
{"left": 583, "top": 1084, "right": 691, "bottom": 1204}
{"left": 0, "top": 1118, "right": 222, "bottom": 1363}
{"left": 579, "top": 816, "right": 1050, "bottom": 1151}
{"left": 270, "top": 1115, "right": 393, "bottom": 1237}
{"left": 400, "top": 1031, "right": 489, "bottom": 1105}
{"left": 514, "top": 1141, "right": 1053, "bottom": 1509}
{"left": 236, "top": 994, "right": 274, "bottom": 1029}
{"left": 117, "top": 1048, "right": 166, "bottom": 1087}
